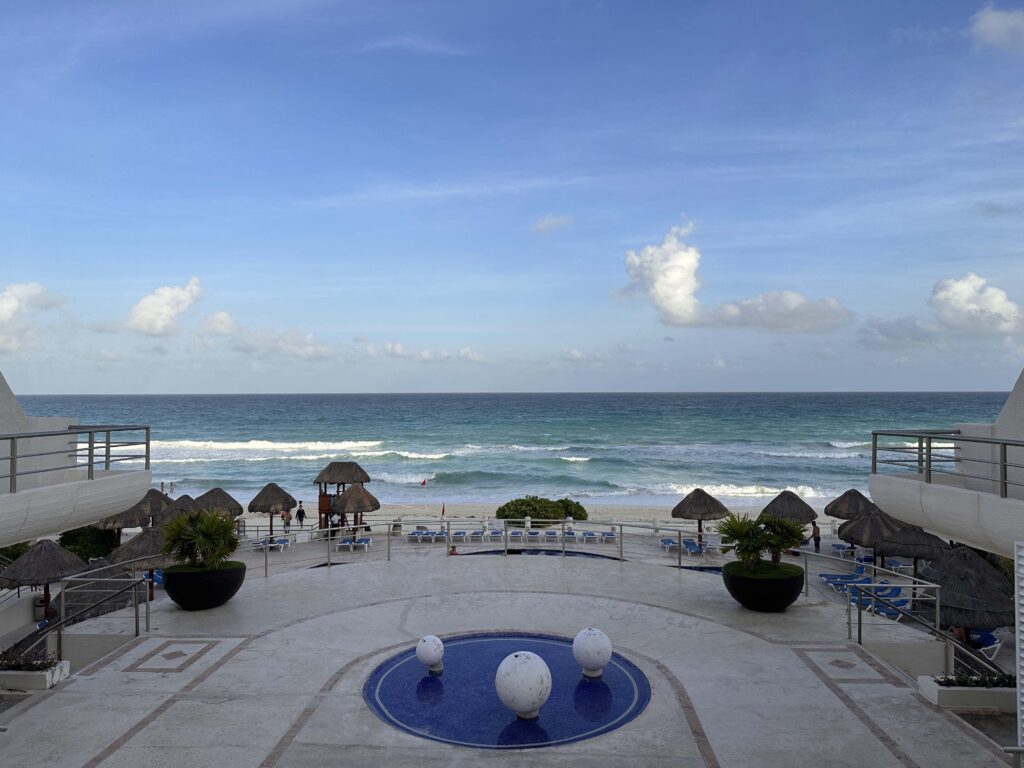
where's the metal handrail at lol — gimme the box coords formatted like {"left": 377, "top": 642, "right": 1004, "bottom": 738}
{"left": 872, "top": 429, "right": 1024, "bottom": 498}
{"left": 1, "top": 424, "right": 150, "bottom": 492}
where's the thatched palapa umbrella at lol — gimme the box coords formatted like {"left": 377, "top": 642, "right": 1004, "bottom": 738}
{"left": 332, "top": 484, "right": 380, "bottom": 528}
{"left": 193, "top": 488, "right": 243, "bottom": 518}
{"left": 0, "top": 540, "right": 87, "bottom": 612}
{"left": 315, "top": 461, "right": 370, "bottom": 528}
{"left": 96, "top": 488, "right": 172, "bottom": 539}
{"left": 759, "top": 491, "right": 817, "bottom": 525}
{"left": 249, "top": 482, "right": 296, "bottom": 536}
{"left": 878, "top": 525, "right": 950, "bottom": 579}
{"left": 837, "top": 506, "right": 906, "bottom": 567}
{"left": 672, "top": 488, "right": 730, "bottom": 542}
{"left": 152, "top": 494, "right": 194, "bottom": 527}
{"left": 824, "top": 489, "right": 877, "bottom": 521}
{"left": 920, "top": 546, "right": 1014, "bottom": 630}
{"left": 110, "top": 527, "right": 172, "bottom": 600}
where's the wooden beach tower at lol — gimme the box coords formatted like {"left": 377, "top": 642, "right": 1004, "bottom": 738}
{"left": 313, "top": 461, "right": 371, "bottom": 529}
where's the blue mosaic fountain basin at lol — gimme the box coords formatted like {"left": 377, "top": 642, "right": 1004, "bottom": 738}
{"left": 362, "top": 631, "right": 651, "bottom": 749}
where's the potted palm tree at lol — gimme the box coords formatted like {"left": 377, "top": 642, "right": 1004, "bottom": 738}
{"left": 716, "top": 514, "right": 806, "bottom": 612}
{"left": 161, "top": 510, "right": 246, "bottom": 611}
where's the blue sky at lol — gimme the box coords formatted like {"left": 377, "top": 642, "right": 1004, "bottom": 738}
{"left": 1, "top": 0, "right": 1022, "bottom": 393}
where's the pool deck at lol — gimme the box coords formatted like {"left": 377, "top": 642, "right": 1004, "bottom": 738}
{"left": 0, "top": 544, "right": 1010, "bottom": 767}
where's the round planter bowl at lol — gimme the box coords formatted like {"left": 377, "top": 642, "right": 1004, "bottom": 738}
{"left": 721, "top": 561, "right": 804, "bottom": 613}
{"left": 163, "top": 562, "right": 246, "bottom": 611}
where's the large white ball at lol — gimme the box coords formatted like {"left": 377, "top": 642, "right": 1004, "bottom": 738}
{"left": 572, "top": 627, "right": 612, "bottom": 678}
{"left": 494, "top": 651, "right": 552, "bottom": 719}
{"left": 416, "top": 635, "right": 444, "bottom": 673}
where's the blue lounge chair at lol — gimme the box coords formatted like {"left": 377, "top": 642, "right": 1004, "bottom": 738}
{"left": 563, "top": 530, "right": 578, "bottom": 543}
{"left": 684, "top": 540, "right": 705, "bottom": 556}
{"left": 469, "top": 530, "right": 485, "bottom": 542}
{"left": 336, "top": 537, "right": 355, "bottom": 551}
{"left": 251, "top": 538, "right": 269, "bottom": 551}
{"left": 972, "top": 631, "right": 1002, "bottom": 660}
{"left": 509, "top": 530, "right": 524, "bottom": 543}
{"left": 545, "top": 530, "right": 560, "bottom": 542}
{"left": 833, "top": 576, "right": 872, "bottom": 594}
{"left": 856, "top": 555, "right": 875, "bottom": 564}
{"left": 489, "top": 529, "right": 504, "bottom": 542}
{"left": 660, "top": 537, "right": 678, "bottom": 551}
{"left": 819, "top": 565, "right": 866, "bottom": 582}
{"left": 832, "top": 543, "right": 855, "bottom": 557}
{"left": 527, "top": 530, "right": 541, "bottom": 543}
{"left": 870, "top": 599, "right": 910, "bottom": 620}
{"left": 407, "top": 531, "right": 422, "bottom": 543}
{"left": 582, "top": 531, "right": 598, "bottom": 544}
{"left": 451, "top": 530, "right": 467, "bottom": 543}
{"left": 353, "top": 537, "right": 371, "bottom": 551}
{"left": 602, "top": 531, "right": 617, "bottom": 544}
{"left": 270, "top": 537, "right": 290, "bottom": 551}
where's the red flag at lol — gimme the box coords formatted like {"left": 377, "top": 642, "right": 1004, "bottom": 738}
{"left": 421, "top": 479, "right": 427, "bottom": 487}
{"left": 441, "top": 503, "right": 446, "bottom": 517}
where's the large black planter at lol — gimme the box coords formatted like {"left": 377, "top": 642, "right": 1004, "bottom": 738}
{"left": 163, "top": 562, "right": 246, "bottom": 611}
{"left": 721, "top": 561, "right": 804, "bottom": 613}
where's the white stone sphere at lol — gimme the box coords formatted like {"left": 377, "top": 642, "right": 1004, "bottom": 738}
{"left": 416, "top": 635, "right": 444, "bottom": 673}
{"left": 572, "top": 627, "right": 613, "bottom": 678}
{"left": 494, "top": 651, "right": 552, "bottom": 719}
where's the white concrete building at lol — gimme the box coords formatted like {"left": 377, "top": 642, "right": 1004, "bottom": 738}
{"left": 870, "top": 368, "right": 1024, "bottom": 557}
{"left": 0, "top": 371, "right": 151, "bottom": 548}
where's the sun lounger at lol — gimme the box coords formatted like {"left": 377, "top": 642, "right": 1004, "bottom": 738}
{"left": 251, "top": 538, "right": 269, "bottom": 551}
{"left": 270, "top": 537, "right": 290, "bottom": 551}
{"left": 819, "top": 565, "right": 866, "bottom": 582}
{"left": 563, "top": 530, "right": 577, "bottom": 543}
{"left": 353, "top": 537, "right": 371, "bottom": 551}
{"left": 544, "top": 530, "right": 559, "bottom": 542}
{"left": 469, "top": 530, "right": 485, "bottom": 542}
{"left": 407, "top": 531, "right": 422, "bottom": 543}
{"left": 973, "top": 631, "right": 1002, "bottom": 660}
{"left": 582, "top": 531, "right": 598, "bottom": 544}
{"left": 834, "top": 576, "right": 873, "bottom": 594}
{"left": 489, "top": 530, "right": 504, "bottom": 542}
{"left": 451, "top": 531, "right": 467, "bottom": 543}
{"left": 601, "top": 531, "right": 617, "bottom": 544}
{"left": 684, "top": 540, "right": 705, "bottom": 556}
{"left": 868, "top": 599, "right": 910, "bottom": 620}
{"left": 832, "top": 543, "right": 855, "bottom": 557}
{"left": 336, "top": 537, "right": 355, "bottom": 551}
{"left": 509, "top": 530, "right": 524, "bottom": 543}
{"left": 527, "top": 530, "right": 541, "bottom": 543}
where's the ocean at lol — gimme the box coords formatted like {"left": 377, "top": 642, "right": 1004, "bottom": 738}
{"left": 18, "top": 392, "right": 1007, "bottom": 509}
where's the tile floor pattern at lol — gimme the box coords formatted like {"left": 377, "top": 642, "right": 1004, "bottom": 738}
{"left": 0, "top": 553, "right": 1012, "bottom": 767}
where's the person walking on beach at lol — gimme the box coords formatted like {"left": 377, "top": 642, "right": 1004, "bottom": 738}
{"left": 811, "top": 521, "right": 821, "bottom": 554}
{"left": 295, "top": 502, "right": 306, "bottom": 528}
{"left": 281, "top": 508, "right": 292, "bottom": 534}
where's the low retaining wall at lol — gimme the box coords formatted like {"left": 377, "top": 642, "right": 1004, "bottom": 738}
{"left": 917, "top": 676, "right": 1016, "bottom": 713}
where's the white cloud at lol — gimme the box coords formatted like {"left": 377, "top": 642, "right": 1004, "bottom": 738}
{"left": 970, "top": 5, "right": 1024, "bottom": 52}
{"left": 0, "top": 282, "right": 63, "bottom": 352}
{"left": 126, "top": 277, "right": 202, "bottom": 336}
{"left": 366, "top": 341, "right": 485, "bottom": 363}
{"left": 303, "top": 175, "right": 591, "bottom": 208}
{"left": 199, "top": 310, "right": 332, "bottom": 360}
{"left": 929, "top": 273, "right": 1021, "bottom": 334}
{"left": 532, "top": 214, "right": 572, "bottom": 234}
{"left": 713, "top": 291, "right": 853, "bottom": 333}
{"left": 201, "top": 310, "right": 238, "bottom": 336}
{"left": 712, "top": 352, "right": 726, "bottom": 369}
{"left": 624, "top": 224, "right": 853, "bottom": 333}
{"left": 857, "top": 316, "right": 939, "bottom": 349}
{"left": 624, "top": 224, "right": 702, "bottom": 325}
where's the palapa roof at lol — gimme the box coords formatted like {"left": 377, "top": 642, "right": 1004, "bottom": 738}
{"left": 95, "top": 488, "right": 172, "bottom": 530}
{"left": 837, "top": 506, "right": 906, "bottom": 548}
{"left": 314, "top": 461, "right": 370, "bottom": 486}
{"left": 671, "top": 488, "right": 730, "bottom": 521}
{"left": 877, "top": 525, "right": 951, "bottom": 561}
{"left": 248, "top": 482, "right": 297, "bottom": 514}
{"left": 759, "top": 490, "right": 817, "bottom": 524}
{"left": 331, "top": 484, "right": 381, "bottom": 515}
{"left": 823, "top": 489, "right": 877, "bottom": 521}
{"left": 109, "top": 527, "right": 171, "bottom": 571}
{"left": 193, "top": 487, "right": 243, "bottom": 518}
{"left": 921, "top": 546, "right": 1014, "bottom": 629}
{"left": 0, "top": 540, "right": 87, "bottom": 588}
{"left": 151, "top": 494, "right": 194, "bottom": 527}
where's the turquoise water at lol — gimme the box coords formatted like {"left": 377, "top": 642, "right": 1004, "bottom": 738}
{"left": 18, "top": 392, "right": 1006, "bottom": 508}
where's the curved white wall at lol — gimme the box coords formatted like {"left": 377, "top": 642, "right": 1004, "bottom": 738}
{"left": 869, "top": 473, "right": 1024, "bottom": 558}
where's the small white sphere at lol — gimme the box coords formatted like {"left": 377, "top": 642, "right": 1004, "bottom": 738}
{"left": 573, "top": 627, "right": 613, "bottom": 678}
{"left": 416, "top": 635, "right": 444, "bottom": 673}
{"left": 495, "top": 651, "right": 552, "bottom": 719}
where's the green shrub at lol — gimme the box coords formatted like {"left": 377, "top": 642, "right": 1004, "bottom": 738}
{"left": 495, "top": 496, "right": 588, "bottom": 526}
{"left": 0, "top": 541, "right": 30, "bottom": 565}
{"left": 161, "top": 510, "right": 239, "bottom": 569}
{"left": 716, "top": 514, "right": 804, "bottom": 567}
{"left": 58, "top": 526, "right": 117, "bottom": 562}
{"left": 935, "top": 673, "right": 1015, "bottom": 688}
{"left": 0, "top": 647, "right": 58, "bottom": 671}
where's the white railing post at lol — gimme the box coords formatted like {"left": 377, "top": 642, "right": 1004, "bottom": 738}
{"left": 9, "top": 436, "right": 16, "bottom": 493}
